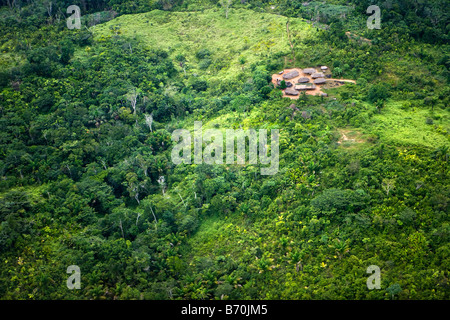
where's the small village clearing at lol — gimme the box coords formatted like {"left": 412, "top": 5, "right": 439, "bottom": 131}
{"left": 272, "top": 67, "right": 356, "bottom": 99}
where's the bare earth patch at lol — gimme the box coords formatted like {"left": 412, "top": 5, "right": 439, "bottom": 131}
{"left": 337, "top": 129, "right": 365, "bottom": 146}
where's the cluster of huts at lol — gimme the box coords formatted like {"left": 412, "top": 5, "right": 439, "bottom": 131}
{"left": 276, "top": 66, "right": 329, "bottom": 96}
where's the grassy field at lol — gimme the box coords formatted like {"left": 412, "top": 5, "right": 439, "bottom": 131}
{"left": 370, "top": 102, "right": 449, "bottom": 149}
{"left": 93, "top": 9, "right": 313, "bottom": 82}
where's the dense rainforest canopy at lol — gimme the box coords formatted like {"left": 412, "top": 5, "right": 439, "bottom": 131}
{"left": 0, "top": 0, "right": 448, "bottom": 300}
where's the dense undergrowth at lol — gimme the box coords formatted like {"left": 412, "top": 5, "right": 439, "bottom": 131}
{"left": 0, "top": 0, "right": 448, "bottom": 299}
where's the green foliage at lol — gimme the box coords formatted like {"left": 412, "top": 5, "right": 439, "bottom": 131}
{"left": 311, "top": 188, "right": 369, "bottom": 216}
{"left": 367, "top": 83, "right": 391, "bottom": 104}
{"left": 0, "top": 1, "right": 448, "bottom": 301}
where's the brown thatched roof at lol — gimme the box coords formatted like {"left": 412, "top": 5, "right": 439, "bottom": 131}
{"left": 312, "top": 72, "right": 325, "bottom": 79}
{"left": 297, "top": 77, "right": 310, "bottom": 83}
{"left": 303, "top": 68, "right": 316, "bottom": 74}
{"left": 313, "top": 78, "right": 327, "bottom": 84}
{"left": 283, "top": 70, "right": 300, "bottom": 80}
{"left": 301, "top": 111, "right": 311, "bottom": 119}
{"left": 285, "top": 88, "right": 299, "bottom": 96}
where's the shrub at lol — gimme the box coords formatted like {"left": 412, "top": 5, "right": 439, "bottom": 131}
{"left": 196, "top": 48, "right": 211, "bottom": 60}
{"left": 191, "top": 79, "right": 208, "bottom": 91}
{"left": 198, "top": 58, "right": 212, "bottom": 70}
{"left": 311, "top": 188, "right": 369, "bottom": 215}
{"left": 367, "top": 83, "right": 391, "bottom": 103}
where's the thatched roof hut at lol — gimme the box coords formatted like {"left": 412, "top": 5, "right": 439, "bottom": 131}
{"left": 289, "top": 103, "right": 299, "bottom": 110}
{"left": 303, "top": 68, "right": 316, "bottom": 75}
{"left": 294, "top": 84, "right": 316, "bottom": 90}
{"left": 297, "top": 77, "right": 310, "bottom": 83}
{"left": 285, "top": 87, "right": 299, "bottom": 96}
{"left": 301, "top": 111, "right": 311, "bottom": 119}
{"left": 312, "top": 72, "right": 325, "bottom": 79}
{"left": 313, "top": 78, "right": 327, "bottom": 84}
{"left": 283, "top": 70, "right": 300, "bottom": 80}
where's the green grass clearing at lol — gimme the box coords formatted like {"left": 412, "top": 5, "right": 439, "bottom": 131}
{"left": 93, "top": 9, "right": 314, "bottom": 82}
{"left": 370, "top": 102, "right": 449, "bottom": 149}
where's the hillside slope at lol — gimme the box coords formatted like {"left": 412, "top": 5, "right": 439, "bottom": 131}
{"left": 0, "top": 4, "right": 448, "bottom": 301}
{"left": 93, "top": 9, "right": 312, "bottom": 81}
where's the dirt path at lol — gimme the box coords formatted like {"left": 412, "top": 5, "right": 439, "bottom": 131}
{"left": 337, "top": 129, "right": 365, "bottom": 145}
{"left": 286, "top": 21, "right": 295, "bottom": 63}
{"left": 339, "top": 133, "right": 353, "bottom": 143}
{"left": 327, "top": 79, "right": 356, "bottom": 84}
